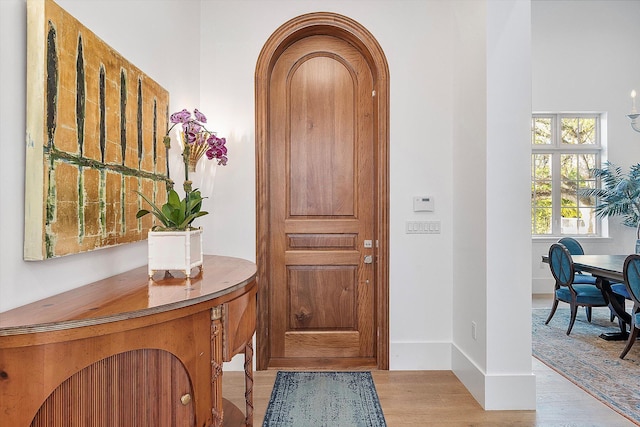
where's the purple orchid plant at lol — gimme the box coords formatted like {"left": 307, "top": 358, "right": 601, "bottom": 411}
{"left": 166, "top": 108, "right": 228, "bottom": 167}
{"left": 135, "top": 108, "right": 228, "bottom": 231}
{"left": 164, "top": 108, "right": 228, "bottom": 193}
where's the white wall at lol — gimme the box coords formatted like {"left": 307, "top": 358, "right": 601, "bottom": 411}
{"left": 1, "top": 0, "right": 536, "bottom": 410}
{"left": 451, "top": 0, "right": 490, "bottom": 394}
{"left": 531, "top": 0, "right": 640, "bottom": 294}
{"left": 450, "top": 0, "right": 535, "bottom": 409}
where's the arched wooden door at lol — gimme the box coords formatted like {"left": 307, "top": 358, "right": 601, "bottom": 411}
{"left": 255, "top": 13, "right": 389, "bottom": 370}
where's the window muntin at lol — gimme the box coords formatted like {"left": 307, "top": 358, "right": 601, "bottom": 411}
{"left": 531, "top": 114, "right": 601, "bottom": 236}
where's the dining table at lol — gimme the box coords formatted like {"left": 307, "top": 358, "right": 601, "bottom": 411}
{"left": 541, "top": 253, "right": 631, "bottom": 340}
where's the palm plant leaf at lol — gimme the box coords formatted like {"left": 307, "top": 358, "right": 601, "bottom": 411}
{"left": 580, "top": 162, "right": 640, "bottom": 237}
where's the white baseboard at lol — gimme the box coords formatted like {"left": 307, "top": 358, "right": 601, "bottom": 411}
{"left": 389, "top": 341, "right": 451, "bottom": 370}
{"left": 452, "top": 345, "right": 536, "bottom": 410}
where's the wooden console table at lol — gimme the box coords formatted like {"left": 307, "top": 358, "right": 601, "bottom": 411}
{"left": 0, "top": 255, "right": 257, "bottom": 427}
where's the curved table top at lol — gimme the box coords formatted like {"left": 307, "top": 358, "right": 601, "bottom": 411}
{"left": 0, "top": 255, "right": 257, "bottom": 337}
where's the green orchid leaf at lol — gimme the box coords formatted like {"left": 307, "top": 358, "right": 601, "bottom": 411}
{"left": 167, "top": 189, "right": 181, "bottom": 208}
{"left": 135, "top": 191, "right": 172, "bottom": 228}
{"left": 179, "top": 211, "right": 209, "bottom": 229}
{"left": 136, "top": 209, "right": 151, "bottom": 219}
{"left": 163, "top": 204, "right": 184, "bottom": 226}
{"left": 180, "top": 198, "right": 188, "bottom": 218}
{"left": 186, "top": 193, "right": 204, "bottom": 214}
{"left": 136, "top": 191, "right": 163, "bottom": 217}
{"left": 136, "top": 186, "right": 210, "bottom": 231}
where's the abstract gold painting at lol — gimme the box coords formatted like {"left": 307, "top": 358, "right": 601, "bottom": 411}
{"left": 25, "top": 0, "right": 170, "bottom": 260}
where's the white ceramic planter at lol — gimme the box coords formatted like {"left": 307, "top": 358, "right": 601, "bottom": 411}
{"left": 147, "top": 228, "right": 203, "bottom": 279}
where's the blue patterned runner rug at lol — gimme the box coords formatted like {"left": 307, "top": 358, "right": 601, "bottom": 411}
{"left": 263, "top": 371, "right": 387, "bottom": 427}
{"left": 532, "top": 307, "right": 640, "bottom": 424}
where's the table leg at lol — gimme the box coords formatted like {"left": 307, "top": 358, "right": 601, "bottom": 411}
{"left": 597, "top": 278, "right": 630, "bottom": 341}
{"left": 244, "top": 341, "right": 254, "bottom": 427}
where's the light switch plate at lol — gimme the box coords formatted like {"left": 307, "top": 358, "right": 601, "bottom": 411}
{"left": 406, "top": 221, "right": 441, "bottom": 234}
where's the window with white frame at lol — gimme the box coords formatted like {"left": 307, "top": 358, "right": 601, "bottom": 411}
{"left": 531, "top": 113, "right": 603, "bottom": 236}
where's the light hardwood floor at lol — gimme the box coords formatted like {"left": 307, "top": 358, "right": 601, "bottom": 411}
{"left": 222, "top": 295, "right": 637, "bottom": 426}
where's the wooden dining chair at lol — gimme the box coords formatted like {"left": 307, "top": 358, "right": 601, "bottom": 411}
{"left": 618, "top": 254, "right": 640, "bottom": 359}
{"left": 557, "top": 237, "right": 597, "bottom": 285}
{"left": 546, "top": 243, "right": 610, "bottom": 335}
{"left": 557, "top": 237, "right": 614, "bottom": 322}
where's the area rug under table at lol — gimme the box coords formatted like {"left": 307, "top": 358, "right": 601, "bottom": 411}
{"left": 532, "top": 307, "right": 640, "bottom": 424}
{"left": 263, "top": 371, "right": 387, "bottom": 427}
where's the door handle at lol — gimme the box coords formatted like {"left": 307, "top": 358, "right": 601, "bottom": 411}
{"left": 364, "top": 255, "right": 373, "bottom": 264}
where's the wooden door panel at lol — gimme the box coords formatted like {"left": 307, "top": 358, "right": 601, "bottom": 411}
{"left": 289, "top": 55, "right": 355, "bottom": 216}
{"left": 288, "top": 233, "right": 357, "bottom": 249}
{"left": 288, "top": 266, "right": 357, "bottom": 329}
{"left": 285, "top": 219, "right": 359, "bottom": 233}
{"left": 285, "top": 250, "right": 359, "bottom": 265}
{"left": 285, "top": 331, "right": 360, "bottom": 358}
{"left": 267, "top": 33, "right": 376, "bottom": 368}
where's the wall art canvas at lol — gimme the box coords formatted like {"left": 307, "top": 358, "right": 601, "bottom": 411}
{"left": 25, "top": 0, "right": 170, "bottom": 260}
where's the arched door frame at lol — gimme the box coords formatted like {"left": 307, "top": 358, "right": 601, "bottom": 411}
{"left": 254, "top": 12, "right": 390, "bottom": 370}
